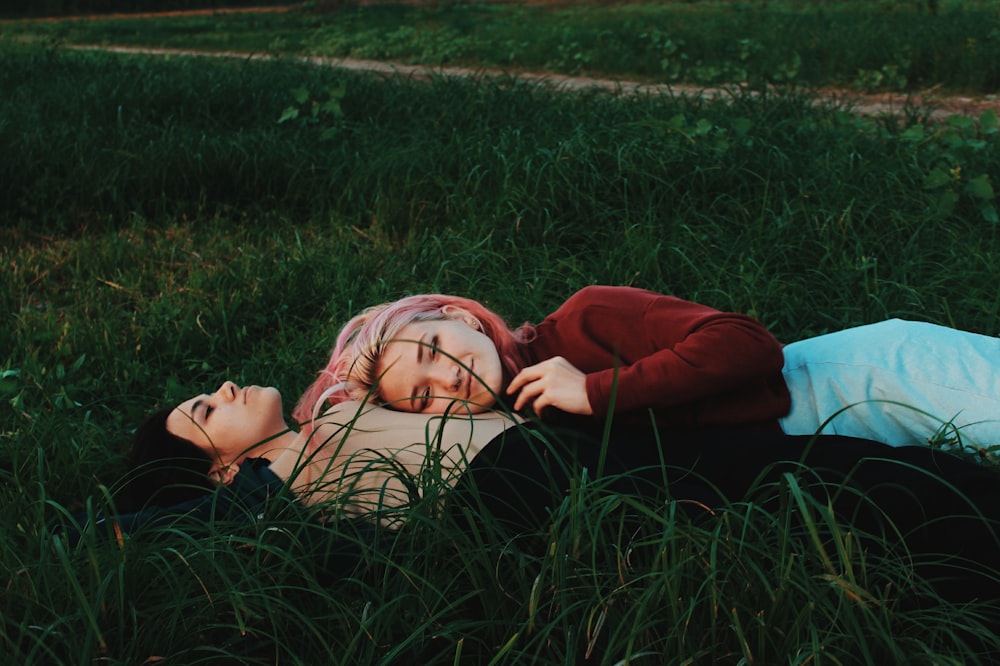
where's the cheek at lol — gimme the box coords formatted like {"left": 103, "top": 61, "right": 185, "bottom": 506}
{"left": 481, "top": 348, "right": 505, "bottom": 388}
{"left": 186, "top": 429, "right": 214, "bottom": 454}
{"left": 375, "top": 366, "right": 405, "bottom": 404}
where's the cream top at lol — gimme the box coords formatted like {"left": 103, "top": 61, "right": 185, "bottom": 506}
{"left": 272, "top": 400, "right": 520, "bottom": 519}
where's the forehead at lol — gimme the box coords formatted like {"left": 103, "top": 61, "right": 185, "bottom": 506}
{"left": 382, "top": 320, "right": 429, "bottom": 353}
{"left": 380, "top": 319, "right": 451, "bottom": 360}
{"left": 376, "top": 324, "right": 434, "bottom": 384}
{"left": 377, "top": 318, "right": 477, "bottom": 372}
{"left": 394, "top": 318, "right": 470, "bottom": 340}
{"left": 165, "top": 396, "right": 206, "bottom": 446}
{"left": 378, "top": 334, "right": 421, "bottom": 375}
{"left": 395, "top": 319, "right": 434, "bottom": 336}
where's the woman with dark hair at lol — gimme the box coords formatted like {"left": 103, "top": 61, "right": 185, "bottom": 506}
{"left": 119, "top": 379, "right": 1000, "bottom": 616}
{"left": 125, "top": 380, "right": 516, "bottom": 515}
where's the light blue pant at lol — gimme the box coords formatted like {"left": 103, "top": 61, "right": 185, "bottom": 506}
{"left": 779, "top": 319, "right": 1000, "bottom": 449}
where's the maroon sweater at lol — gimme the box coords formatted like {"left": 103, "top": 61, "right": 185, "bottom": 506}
{"left": 523, "top": 286, "right": 790, "bottom": 429}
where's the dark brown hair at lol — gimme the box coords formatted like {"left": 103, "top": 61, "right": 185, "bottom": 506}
{"left": 125, "top": 407, "right": 215, "bottom": 510}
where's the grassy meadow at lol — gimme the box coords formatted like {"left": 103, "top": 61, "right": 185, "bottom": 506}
{"left": 6, "top": 0, "right": 1000, "bottom": 93}
{"left": 3, "top": 2, "right": 1000, "bottom": 663}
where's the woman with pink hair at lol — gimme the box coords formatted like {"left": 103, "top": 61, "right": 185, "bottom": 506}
{"left": 293, "top": 293, "right": 537, "bottom": 424}
{"left": 293, "top": 286, "right": 789, "bottom": 429}
{"left": 294, "top": 285, "right": 1000, "bottom": 452}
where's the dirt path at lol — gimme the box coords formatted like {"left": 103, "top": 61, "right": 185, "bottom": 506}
{"left": 68, "top": 43, "right": 999, "bottom": 121}
{"left": 21, "top": 5, "right": 997, "bottom": 121}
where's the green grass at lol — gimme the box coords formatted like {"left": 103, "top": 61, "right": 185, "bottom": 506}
{"left": 5, "top": 0, "right": 1000, "bottom": 93}
{"left": 2, "top": 17, "right": 1000, "bottom": 665}
{"left": 0, "top": 0, "right": 286, "bottom": 20}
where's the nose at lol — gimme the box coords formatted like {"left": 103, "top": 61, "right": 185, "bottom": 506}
{"left": 217, "top": 381, "right": 240, "bottom": 401}
{"left": 430, "top": 364, "right": 462, "bottom": 394}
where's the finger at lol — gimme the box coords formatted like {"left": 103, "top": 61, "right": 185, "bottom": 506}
{"left": 531, "top": 393, "right": 553, "bottom": 415}
{"left": 512, "top": 385, "right": 533, "bottom": 412}
{"left": 512, "top": 380, "right": 543, "bottom": 412}
{"left": 507, "top": 366, "right": 541, "bottom": 395}
{"left": 506, "top": 369, "right": 525, "bottom": 395}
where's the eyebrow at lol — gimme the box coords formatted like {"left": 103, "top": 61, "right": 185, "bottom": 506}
{"left": 190, "top": 395, "right": 210, "bottom": 423}
{"left": 415, "top": 332, "right": 427, "bottom": 364}
{"left": 409, "top": 332, "right": 428, "bottom": 411}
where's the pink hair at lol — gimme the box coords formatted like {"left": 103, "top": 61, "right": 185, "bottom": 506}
{"left": 293, "top": 294, "right": 534, "bottom": 426}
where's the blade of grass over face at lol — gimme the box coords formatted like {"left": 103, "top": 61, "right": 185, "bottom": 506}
{"left": 2, "top": 30, "right": 1000, "bottom": 666}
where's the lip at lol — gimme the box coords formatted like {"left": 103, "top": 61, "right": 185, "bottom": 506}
{"left": 243, "top": 386, "right": 252, "bottom": 403}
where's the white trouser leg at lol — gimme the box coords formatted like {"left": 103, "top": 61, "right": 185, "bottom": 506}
{"left": 779, "top": 319, "right": 1000, "bottom": 448}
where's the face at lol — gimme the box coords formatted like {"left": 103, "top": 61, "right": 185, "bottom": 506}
{"left": 167, "top": 381, "right": 289, "bottom": 469}
{"left": 376, "top": 318, "right": 504, "bottom": 414}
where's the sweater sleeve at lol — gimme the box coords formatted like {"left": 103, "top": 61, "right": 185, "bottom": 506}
{"left": 560, "top": 287, "right": 785, "bottom": 416}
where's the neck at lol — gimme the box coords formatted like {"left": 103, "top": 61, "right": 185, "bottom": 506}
{"left": 248, "top": 429, "right": 300, "bottom": 463}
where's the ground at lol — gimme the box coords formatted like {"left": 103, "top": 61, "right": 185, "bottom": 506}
{"left": 20, "top": 5, "right": 1000, "bottom": 122}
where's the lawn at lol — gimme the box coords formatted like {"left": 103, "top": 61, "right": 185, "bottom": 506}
{"left": 5, "top": 0, "right": 1000, "bottom": 93}
{"left": 2, "top": 3, "right": 1000, "bottom": 663}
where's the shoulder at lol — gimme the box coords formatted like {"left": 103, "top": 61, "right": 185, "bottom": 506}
{"left": 533, "top": 287, "right": 664, "bottom": 339}
{"left": 552, "top": 286, "right": 699, "bottom": 323}
{"left": 556, "top": 285, "right": 665, "bottom": 313}
{"left": 312, "top": 401, "right": 519, "bottom": 460}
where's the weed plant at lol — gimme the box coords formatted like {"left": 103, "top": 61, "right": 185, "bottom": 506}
{"left": 5, "top": 0, "right": 1000, "bottom": 93}
{"left": 2, "top": 40, "right": 1000, "bottom": 664}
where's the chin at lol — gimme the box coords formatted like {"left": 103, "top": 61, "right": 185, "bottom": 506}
{"left": 255, "top": 385, "right": 283, "bottom": 403}
{"left": 467, "top": 392, "right": 498, "bottom": 413}
{"left": 255, "top": 386, "right": 286, "bottom": 418}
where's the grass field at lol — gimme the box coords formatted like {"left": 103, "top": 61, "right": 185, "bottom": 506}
{"left": 5, "top": 0, "right": 1000, "bottom": 93}
{"left": 3, "top": 3, "right": 1000, "bottom": 663}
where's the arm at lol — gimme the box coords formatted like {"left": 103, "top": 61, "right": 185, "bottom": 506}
{"left": 511, "top": 286, "right": 784, "bottom": 416}
{"left": 588, "top": 292, "right": 784, "bottom": 414}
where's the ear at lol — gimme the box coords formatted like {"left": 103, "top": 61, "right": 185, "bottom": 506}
{"left": 209, "top": 461, "right": 240, "bottom": 487}
{"left": 440, "top": 305, "right": 482, "bottom": 331}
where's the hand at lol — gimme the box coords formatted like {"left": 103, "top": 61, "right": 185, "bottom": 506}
{"left": 507, "top": 356, "right": 593, "bottom": 416}
{"left": 210, "top": 462, "right": 240, "bottom": 486}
